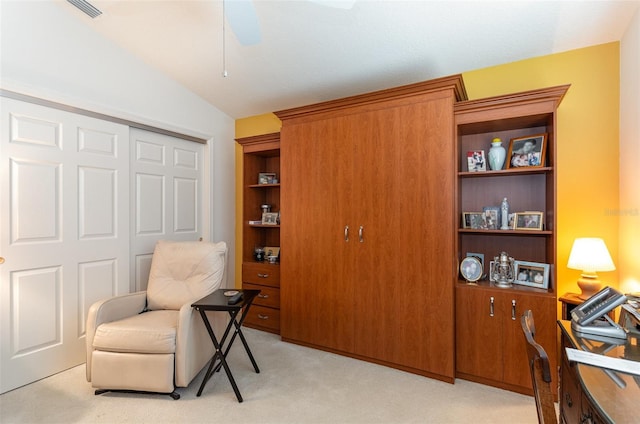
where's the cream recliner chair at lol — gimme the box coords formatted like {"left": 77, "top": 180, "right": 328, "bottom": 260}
{"left": 86, "top": 240, "right": 227, "bottom": 399}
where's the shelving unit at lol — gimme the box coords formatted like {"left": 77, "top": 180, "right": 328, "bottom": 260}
{"left": 236, "top": 132, "right": 281, "bottom": 334}
{"left": 453, "top": 85, "right": 570, "bottom": 397}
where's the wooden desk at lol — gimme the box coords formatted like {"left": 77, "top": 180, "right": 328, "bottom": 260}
{"left": 558, "top": 320, "right": 639, "bottom": 424}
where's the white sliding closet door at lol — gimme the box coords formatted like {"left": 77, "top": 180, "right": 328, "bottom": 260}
{"left": 0, "top": 98, "right": 130, "bottom": 393}
{"left": 130, "top": 128, "right": 203, "bottom": 292}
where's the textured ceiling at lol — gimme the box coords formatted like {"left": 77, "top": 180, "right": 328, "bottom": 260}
{"left": 58, "top": 0, "right": 639, "bottom": 119}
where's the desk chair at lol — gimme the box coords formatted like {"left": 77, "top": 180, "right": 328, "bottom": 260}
{"left": 521, "top": 310, "right": 558, "bottom": 424}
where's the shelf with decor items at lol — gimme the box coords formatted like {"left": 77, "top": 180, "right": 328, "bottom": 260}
{"left": 236, "top": 132, "right": 281, "bottom": 334}
{"left": 454, "top": 85, "right": 570, "bottom": 398}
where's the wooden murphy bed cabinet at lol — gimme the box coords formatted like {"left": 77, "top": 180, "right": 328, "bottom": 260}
{"left": 454, "top": 85, "right": 570, "bottom": 396}
{"left": 276, "top": 76, "right": 467, "bottom": 381}
{"left": 236, "top": 133, "right": 281, "bottom": 334}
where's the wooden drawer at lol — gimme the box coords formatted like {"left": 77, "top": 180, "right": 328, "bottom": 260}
{"left": 560, "top": 356, "right": 581, "bottom": 424}
{"left": 242, "top": 262, "right": 280, "bottom": 287}
{"left": 243, "top": 283, "right": 279, "bottom": 309}
{"left": 243, "top": 305, "right": 280, "bottom": 333}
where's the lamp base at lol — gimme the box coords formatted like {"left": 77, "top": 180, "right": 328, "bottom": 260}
{"left": 577, "top": 275, "right": 602, "bottom": 300}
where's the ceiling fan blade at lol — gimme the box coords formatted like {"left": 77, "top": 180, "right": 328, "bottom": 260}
{"left": 225, "top": 0, "right": 261, "bottom": 46}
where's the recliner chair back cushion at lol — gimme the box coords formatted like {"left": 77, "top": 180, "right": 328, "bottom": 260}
{"left": 147, "top": 240, "right": 227, "bottom": 310}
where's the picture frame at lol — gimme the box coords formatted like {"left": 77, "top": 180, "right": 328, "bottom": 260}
{"left": 258, "top": 172, "right": 277, "bottom": 184}
{"left": 460, "top": 256, "right": 483, "bottom": 283}
{"left": 514, "top": 260, "right": 550, "bottom": 289}
{"left": 482, "top": 206, "right": 500, "bottom": 230}
{"left": 466, "top": 150, "right": 486, "bottom": 172}
{"left": 462, "top": 212, "right": 486, "bottom": 229}
{"left": 488, "top": 260, "right": 496, "bottom": 282}
{"left": 514, "top": 212, "right": 544, "bottom": 231}
{"left": 261, "top": 212, "right": 279, "bottom": 225}
{"left": 264, "top": 246, "right": 280, "bottom": 260}
{"left": 507, "top": 133, "right": 547, "bottom": 169}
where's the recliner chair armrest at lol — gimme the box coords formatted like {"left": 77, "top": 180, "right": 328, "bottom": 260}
{"left": 86, "top": 291, "right": 148, "bottom": 382}
{"left": 174, "top": 302, "right": 227, "bottom": 387}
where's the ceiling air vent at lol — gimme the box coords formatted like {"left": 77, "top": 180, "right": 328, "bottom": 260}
{"left": 67, "top": 0, "right": 102, "bottom": 19}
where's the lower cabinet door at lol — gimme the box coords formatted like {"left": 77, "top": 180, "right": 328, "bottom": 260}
{"left": 455, "top": 285, "right": 504, "bottom": 380}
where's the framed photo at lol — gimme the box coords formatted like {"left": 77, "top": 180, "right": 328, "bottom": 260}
{"left": 514, "top": 260, "right": 550, "bottom": 289}
{"left": 488, "top": 260, "right": 496, "bottom": 282}
{"left": 482, "top": 206, "right": 500, "bottom": 230}
{"left": 462, "top": 212, "right": 486, "bottom": 229}
{"left": 514, "top": 212, "right": 544, "bottom": 231}
{"left": 261, "top": 212, "right": 279, "bottom": 225}
{"left": 258, "top": 172, "right": 277, "bottom": 184}
{"left": 507, "top": 134, "right": 547, "bottom": 169}
{"left": 466, "top": 150, "right": 486, "bottom": 172}
{"left": 460, "top": 256, "right": 483, "bottom": 283}
{"left": 508, "top": 213, "right": 517, "bottom": 229}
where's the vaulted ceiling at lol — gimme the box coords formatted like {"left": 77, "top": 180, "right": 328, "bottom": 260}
{"left": 58, "top": 0, "right": 639, "bottom": 119}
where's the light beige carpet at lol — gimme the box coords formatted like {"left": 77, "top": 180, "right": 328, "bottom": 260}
{"left": 0, "top": 328, "right": 539, "bottom": 423}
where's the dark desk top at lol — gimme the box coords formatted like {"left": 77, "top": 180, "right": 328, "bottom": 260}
{"left": 558, "top": 320, "right": 640, "bottom": 424}
{"left": 192, "top": 289, "right": 260, "bottom": 311}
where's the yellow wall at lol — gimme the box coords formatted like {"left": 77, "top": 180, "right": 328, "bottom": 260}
{"left": 234, "top": 43, "right": 621, "bottom": 297}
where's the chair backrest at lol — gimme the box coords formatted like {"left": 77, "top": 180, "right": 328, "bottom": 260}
{"left": 146, "top": 240, "right": 227, "bottom": 310}
{"left": 520, "top": 310, "right": 558, "bottom": 424}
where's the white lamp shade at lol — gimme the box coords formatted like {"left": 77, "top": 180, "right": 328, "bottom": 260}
{"left": 567, "top": 238, "right": 616, "bottom": 273}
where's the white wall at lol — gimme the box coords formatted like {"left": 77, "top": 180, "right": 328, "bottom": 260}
{"left": 619, "top": 7, "right": 640, "bottom": 294}
{"left": 0, "top": 1, "right": 236, "bottom": 285}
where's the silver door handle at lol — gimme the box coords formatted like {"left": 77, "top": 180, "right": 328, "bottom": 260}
{"left": 490, "top": 296, "right": 495, "bottom": 317}
{"left": 511, "top": 299, "right": 517, "bottom": 320}
{"left": 344, "top": 225, "right": 349, "bottom": 242}
{"left": 358, "top": 226, "right": 364, "bottom": 243}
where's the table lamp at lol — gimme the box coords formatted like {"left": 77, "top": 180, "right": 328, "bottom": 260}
{"left": 567, "top": 238, "right": 616, "bottom": 300}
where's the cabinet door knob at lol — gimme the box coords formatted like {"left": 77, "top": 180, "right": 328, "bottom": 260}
{"left": 344, "top": 225, "right": 349, "bottom": 242}
{"left": 258, "top": 273, "right": 269, "bottom": 278}
{"left": 489, "top": 296, "right": 495, "bottom": 317}
{"left": 358, "top": 226, "right": 364, "bottom": 243}
{"left": 511, "top": 299, "right": 517, "bottom": 320}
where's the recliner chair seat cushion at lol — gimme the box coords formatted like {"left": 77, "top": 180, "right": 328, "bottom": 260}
{"left": 93, "top": 310, "right": 178, "bottom": 354}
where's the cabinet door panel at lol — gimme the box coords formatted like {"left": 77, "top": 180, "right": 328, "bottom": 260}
{"left": 455, "top": 286, "right": 503, "bottom": 379}
{"left": 280, "top": 119, "right": 354, "bottom": 352}
{"left": 503, "top": 294, "right": 557, "bottom": 393}
{"left": 354, "top": 94, "right": 456, "bottom": 375}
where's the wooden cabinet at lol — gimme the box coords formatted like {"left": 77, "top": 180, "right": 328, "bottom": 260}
{"left": 456, "top": 284, "right": 557, "bottom": 394}
{"left": 236, "top": 133, "right": 281, "bottom": 334}
{"left": 453, "top": 85, "right": 570, "bottom": 397}
{"left": 277, "top": 76, "right": 467, "bottom": 380}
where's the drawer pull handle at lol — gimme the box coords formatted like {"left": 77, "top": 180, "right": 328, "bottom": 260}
{"left": 257, "top": 273, "right": 270, "bottom": 278}
{"left": 258, "top": 294, "right": 269, "bottom": 299}
{"left": 489, "top": 297, "right": 494, "bottom": 317}
{"left": 258, "top": 314, "right": 269, "bottom": 320}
